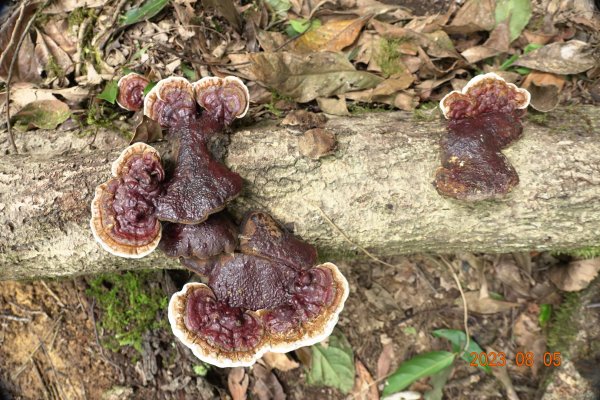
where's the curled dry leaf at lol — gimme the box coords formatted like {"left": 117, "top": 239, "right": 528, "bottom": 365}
{"left": 377, "top": 338, "right": 395, "bottom": 380}
{"left": 130, "top": 114, "right": 164, "bottom": 144}
{"left": 514, "top": 40, "right": 596, "bottom": 75}
{"left": 245, "top": 51, "right": 383, "bottom": 102}
{"left": 0, "top": 3, "right": 41, "bottom": 83}
{"left": 252, "top": 362, "right": 286, "bottom": 400}
{"left": 317, "top": 97, "right": 349, "bottom": 116}
{"left": 11, "top": 99, "right": 71, "bottom": 131}
{"left": 462, "top": 291, "right": 519, "bottom": 314}
{"left": 281, "top": 110, "right": 327, "bottom": 129}
{"left": 43, "top": 0, "right": 105, "bottom": 13}
{"left": 549, "top": 258, "right": 600, "bottom": 292}
{"left": 353, "top": 360, "right": 379, "bottom": 400}
{"left": 513, "top": 306, "right": 546, "bottom": 377}
{"left": 294, "top": 16, "right": 371, "bottom": 53}
{"left": 445, "top": 0, "right": 496, "bottom": 34}
{"left": 298, "top": 128, "right": 337, "bottom": 159}
{"left": 261, "top": 352, "right": 299, "bottom": 372}
{"left": 228, "top": 367, "right": 249, "bottom": 400}
{"left": 521, "top": 71, "right": 565, "bottom": 112}
{"left": 461, "top": 21, "right": 510, "bottom": 64}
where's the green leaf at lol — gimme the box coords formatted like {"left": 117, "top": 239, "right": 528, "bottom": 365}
{"left": 181, "top": 64, "right": 197, "bottom": 81}
{"left": 11, "top": 100, "right": 71, "bottom": 131}
{"left": 287, "top": 18, "right": 321, "bottom": 36}
{"left": 423, "top": 365, "right": 454, "bottom": 400}
{"left": 264, "top": 0, "right": 291, "bottom": 16}
{"left": 143, "top": 82, "right": 157, "bottom": 96}
{"left": 495, "top": 0, "right": 532, "bottom": 42}
{"left": 539, "top": 304, "right": 552, "bottom": 327}
{"left": 432, "top": 329, "right": 492, "bottom": 374}
{"left": 383, "top": 351, "right": 455, "bottom": 396}
{"left": 121, "top": 0, "right": 169, "bottom": 27}
{"left": 307, "top": 333, "right": 355, "bottom": 394}
{"left": 98, "top": 80, "right": 119, "bottom": 104}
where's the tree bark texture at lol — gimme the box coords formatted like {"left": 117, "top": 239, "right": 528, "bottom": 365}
{"left": 1, "top": 106, "right": 599, "bottom": 279}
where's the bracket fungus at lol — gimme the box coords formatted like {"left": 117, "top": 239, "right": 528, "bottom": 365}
{"left": 90, "top": 74, "right": 349, "bottom": 368}
{"left": 90, "top": 142, "right": 164, "bottom": 258}
{"left": 435, "top": 73, "right": 531, "bottom": 201}
{"left": 169, "top": 212, "right": 349, "bottom": 368}
{"left": 116, "top": 73, "right": 150, "bottom": 112}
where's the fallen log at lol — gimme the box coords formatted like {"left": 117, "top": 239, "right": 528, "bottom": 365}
{"left": 1, "top": 106, "right": 599, "bottom": 280}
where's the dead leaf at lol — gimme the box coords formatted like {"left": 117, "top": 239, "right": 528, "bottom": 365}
{"left": 261, "top": 352, "right": 299, "bottom": 372}
{"left": 294, "top": 16, "right": 371, "bottom": 53}
{"left": 495, "top": 257, "right": 531, "bottom": 298}
{"left": 489, "top": 347, "right": 520, "bottom": 400}
{"left": 252, "top": 363, "right": 286, "bottom": 400}
{"left": 43, "top": 0, "right": 105, "bottom": 13}
{"left": 130, "top": 114, "right": 164, "bottom": 144}
{"left": 298, "top": 128, "right": 337, "bottom": 159}
{"left": 550, "top": 258, "right": 600, "bottom": 292}
{"left": 462, "top": 291, "right": 519, "bottom": 314}
{"left": 228, "top": 367, "right": 249, "bottom": 400}
{"left": 514, "top": 40, "right": 596, "bottom": 75}
{"left": 446, "top": 0, "right": 496, "bottom": 34}
{"left": 245, "top": 52, "right": 383, "bottom": 102}
{"left": 521, "top": 71, "right": 565, "bottom": 112}
{"left": 345, "top": 78, "right": 418, "bottom": 110}
{"left": 353, "top": 360, "right": 379, "bottom": 400}
{"left": 257, "top": 30, "right": 289, "bottom": 52}
{"left": 461, "top": 21, "right": 511, "bottom": 64}
{"left": 317, "top": 97, "right": 349, "bottom": 116}
{"left": 294, "top": 347, "right": 312, "bottom": 366}
{"left": 11, "top": 99, "right": 71, "bottom": 131}
{"left": 281, "top": 109, "right": 327, "bottom": 129}
{"left": 513, "top": 306, "right": 546, "bottom": 377}
{"left": 376, "top": 338, "right": 395, "bottom": 380}
{"left": 43, "top": 19, "right": 77, "bottom": 56}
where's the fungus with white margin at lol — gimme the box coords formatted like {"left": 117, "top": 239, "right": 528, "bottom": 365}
{"left": 435, "top": 73, "right": 531, "bottom": 201}
{"left": 193, "top": 76, "right": 250, "bottom": 126}
{"left": 116, "top": 73, "right": 150, "bottom": 112}
{"left": 90, "top": 142, "right": 164, "bottom": 258}
{"left": 170, "top": 211, "right": 349, "bottom": 368}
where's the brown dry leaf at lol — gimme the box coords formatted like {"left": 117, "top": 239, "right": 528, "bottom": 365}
{"left": 317, "top": 97, "right": 349, "bottom": 116}
{"left": 513, "top": 306, "right": 546, "bottom": 377}
{"left": 261, "top": 352, "right": 299, "bottom": 372}
{"left": 549, "top": 258, "right": 600, "bottom": 292}
{"left": 462, "top": 291, "right": 519, "bottom": 314}
{"left": 376, "top": 338, "right": 395, "bottom": 380}
{"left": 446, "top": 0, "right": 496, "bottom": 34}
{"left": 257, "top": 30, "right": 289, "bottom": 52}
{"left": 522, "top": 30, "right": 554, "bottom": 46}
{"left": 244, "top": 51, "right": 383, "bottom": 103}
{"left": 461, "top": 20, "right": 510, "bottom": 64}
{"left": 514, "top": 40, "right": 596, "bottom": 75}
{"left": 252, "top": 363, "right": 286, "bottom": 400}
{"left": 298, "top": 128, "right": 337, "bottom": 159}
{"left": 489, "top": 347, "right": 520, "bottom": 400}
{"left": 404, "top": 14, "right": 450, "bottom": 33}
{"left": 521, "top": 71, "right": 565, "bottom": 112}
{"left": 0, "top": 3, "right": 41, "bottom": 83}
{"left": 353, "top": 360, "right": 379, "bottom": 400}
{"left": 495, "top": 257, "right": 531, "bottom": 298}
{"left": 130, "top": 114, "right": 164, "bottom": 144}
{"left": 43, "top": 19, "right": 77, "bottom": 56}
{"left": 372, "top": 20, "right": 460, "bottom": 59}
{"left": 201, "top": 0, "right": 242, "bottom": 31}
{"left": 34, "top": 29, "right": 74, "bottom": 79}
{"left": 294, "top": 16, "right": 371, "bottom": 53}
{"left": 281, "top": 109, "right": 327, "bottom": 129}
{"left": 294, "top": 347, "right": 312, "bottom": 366}
{"left": 340, "top": 0, "right": 409, "bottom": 17}
{"left": 11, "top": 99, "right": 71, "bottom": 131}
{"left": 415, "top": 69, "right": 466, "bottom": 100}
{"left": 228, "top": 367, "right": 249, "bottom": 400}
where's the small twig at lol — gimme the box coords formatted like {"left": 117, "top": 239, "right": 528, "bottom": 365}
{"left": 586, "top": 303, "right": 600, "bottom": 308}
{"left": 5, "top": 0, "right": 51, "bottom": 154}
{"left": 437, "top": 255, "right": 471, "bottom": 357}
{"left": 38, "top": 338, "right": 67, "bottom": 400}
{"left": 0, "top": 313, "right": 31, "bottom": 323}
{"left": 40, "top": 281, "right": 66, "bottom": 308}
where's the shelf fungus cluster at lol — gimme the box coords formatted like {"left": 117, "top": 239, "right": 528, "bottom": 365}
{"left": 90, "top": 75, "right": 349, "bottom": 368}
{"left": 435, "top": 73, "right": 531, "bottom": 201}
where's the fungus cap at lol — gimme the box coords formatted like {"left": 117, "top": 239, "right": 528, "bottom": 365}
{"left": 143, "top": 77, "right": 197, "bottom": 127}
{"left": 193, "top": 76, "right": 250, "bottom": 123}
{"left": 439, "top": 73, "right": 531, "bottom": 120}
{"left": 168, "top": 262, "right": 349, "bottom": 368}
{"left": 90, "top": 143, "right": 164, "bottom": 258}
{"left": 116, "top": 73, "right": 150, "bottom": 111}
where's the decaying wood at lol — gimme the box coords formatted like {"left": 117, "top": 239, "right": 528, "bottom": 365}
{"left": 1, "top": 106, "right": 599, "bottom": 279}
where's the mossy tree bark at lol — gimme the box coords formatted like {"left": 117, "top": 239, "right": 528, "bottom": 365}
{"left": 1, "top": 106, "right": 599, "bottom": 280}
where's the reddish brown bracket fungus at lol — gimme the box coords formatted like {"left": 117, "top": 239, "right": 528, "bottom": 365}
{"left": 90, "top": 143, "right": 164, "bottom": 258}
{"left": 154, "top": 121, "right": 243, "bottom": 224}
{"left": 435, "top": 73, "right": 531, "bottom": 201}
{"left": 169, "top": 213, "right": 349, "bottom": 367}
{"left": 144, "top": 77, "right": 197, "bottom": 128}
{"left": 193, "top": 76, "right": 250, "bottom": 126}
{"left": 159, "top": 212, "right": 238, "bottom": 259}
{"left": 116, "top": 73, "right": 150, "bottom": 112}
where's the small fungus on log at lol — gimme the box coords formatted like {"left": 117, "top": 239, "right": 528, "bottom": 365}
{"left": 435, "top": 73, "right": 531, "bottom": 201}
{"left": 116, "top": 73, "right": 150, "bottom": 112}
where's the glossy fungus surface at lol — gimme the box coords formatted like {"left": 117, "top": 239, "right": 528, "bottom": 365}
{"left": 144, "top": 77, "right": 197, "bottom": 128}
{"left": 159, "top": 212, "right": 238, "bottom": 258}
{"left": 154, "top": 121, "right": 243, "bottom": 224}
{"left": 435, "top": 73, "right": 530, "bottom": 201}
{"left": 169, "top": 212, "right": 349, "bottom": 367}
{"left": 117, "top": 73, "right": 150, "bottom": 111}
{"left": 193, "top": 76, "right": 250, "bottom": 125}
{"left": 90, "top": 143, "right": 164, "bottom": 257}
